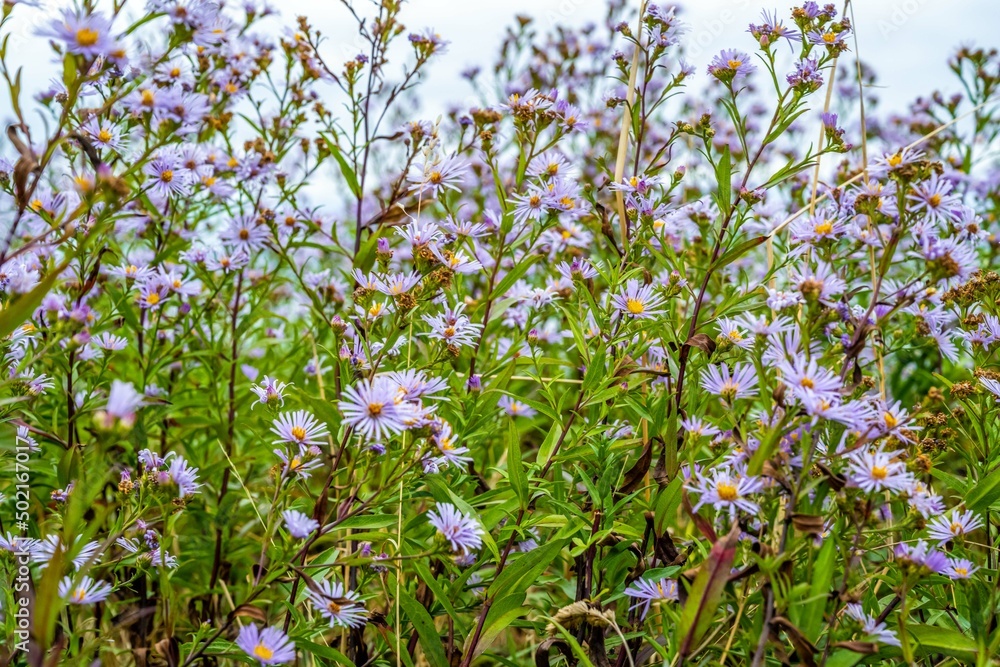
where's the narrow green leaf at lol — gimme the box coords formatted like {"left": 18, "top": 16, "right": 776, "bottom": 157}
{"left": 966, "top": 465, "right": 1000, "bottom": 512}
{"left": 676, "top": 524, "right": 740, "bottom": 658}
{"left": 398, "top": 590, "right": 448, "bottom": 667}
{"left": 507, "top": 420, "right": 529, "bottom": 509}
{"left": 488, "top": 539, "right": 563, "bottom": 598}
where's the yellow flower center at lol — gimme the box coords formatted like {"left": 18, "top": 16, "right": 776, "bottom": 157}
{"left": 950, "top": 522, "right": 964, "bottom": 535}
{"left": 73, "top": 587, "right": 87, "bottom": 602}
{"left": 327, "top": 600, "right": 342, "bottom": 614}
{"left": 800, "top": 377, "right": 814, "bottom": 389}
{"left": 870, "top": 465, "right": 887, "bottom": 480}
{"left": 883, "top": 412, "right": 898, "bottom": 429}
{"left": 160, "top": 169, "right": 174, "bottom": 183}
{"left": 716, "top": 482, "right": 738, "bottom": 501}
{"left": 955, "top": 567, "right": 968, "bottom": 576}
{"left": 98, "top": 129, "right": 112, "bottom": 142}
{"left": 888, "top": 154, "right": 902, "bottom": 167}
{"left": 814, "top": 221, "right": 833, "bottom": 235}
{"left": 625, "top": 298, "right": 645, "bottom": 315}
{"left": 253, "top": 644, "right": 274, "bottom": 661}
{"left": 822, "top": 32, "right": 836, "bottom": 43}
{"left": 928, "top": 194, "right": 942, "bottom": 207}
{"left": 291, "top": 425, "right": 307, "bottom": 441}
{"left": 727, "top": 59, "right": 743, "bottom": 69}
{"left": 145, "top": 292, "right": 160, "bottom": 306}
{"left": 239, "top": 229, "right": 250, "bottom": 240}
{"left": 428, "top": 171, "right": 442, "bottom": 184}
{"left": 76, "top": 28, "right": 99, "bottom": 47}
{"left": 368, "top": 403, "right": 383, "bottom": 417}
{"left": 141, "top": 89, "right": 155, "bottom": 106}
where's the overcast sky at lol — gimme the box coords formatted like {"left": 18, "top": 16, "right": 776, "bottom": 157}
{"left": 2, "top": 1, "right": 997, "bottom": 127}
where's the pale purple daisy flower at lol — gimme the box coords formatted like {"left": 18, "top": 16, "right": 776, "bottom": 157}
{"left": 707, "top": 49, "right": 756, "bottom": 81}
{"left": 304, "top": 579, "right": 368, "bottom": 629}
{"left": 844, "top": 603, "right": 900, "bottom": 647}
{"left": 251, "top": 376, "right": 289, "bottom": 408}
{"left": 340, "top": 376, "right": 416, "bottom": 441}
{"left": 271, "top": 410, "right": 329, "bottom": 447}
{"left": 778, "top": 356, "right": 842, "bottom": 401}
{"left": 845, "top": 447, "right": 913, "bottom": 494}
{"left": 611, "top": 279, "right": 663, "bottom": 319}
{"left": 407, "top": 155, "right": 466, "bottom": 196}
{"left": 894, "top": 540, "right": 947, "bottom": 574}
{"left": 160, "top": 453, "right": 201, "bottom": 497}
{"left": 700, "top": 362, "right": 759, "bottom": 401}
{"left": 944, "top": 557, "right": 979, "bottom": 580}
{"left": 624, "top": 577, "right": 679, "bottom": 617}
{"left": 687, "top": 468, "right": 764, "bottom": 518}
{"left": 274, "top": 446, "right": 323, "bottom": 479}
{"left": 237, "top": 624, "right": 296, "bottom": 665}
{"left": 926, "top": 509, "right": 983, "bottom": 545}
{"left": 38, "top": 10, "right": 116, "bottom": 58}
{"left": 282, "top": 510, "right": 319, "bottom": 539}
{"left": 498, "top": 395, "right": 537, "bottom": 418}
{"left": 427, "top": 503, "right": 483, "bottom": 555}
{"left": 60, "top": 575, "right": 113, "bottom": 605}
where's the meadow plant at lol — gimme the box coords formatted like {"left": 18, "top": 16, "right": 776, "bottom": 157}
{"left": 2, "top": 0, "right": 1000, "bottom": 665}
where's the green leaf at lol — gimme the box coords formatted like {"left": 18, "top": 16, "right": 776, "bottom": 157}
{"left": 329, "top": 143, "right": 360, "bottom": 198}
{"left": 507, "top": 420, "right": 529, "bottom": 509}
{"left": 676, "top": 524, "right": 740, "bottom": 659}
{"left": 398, "top": 590, "right": 448, "bottom": 667}
{"left": 710, "top": 236, "right": 766, "bottom": 274}
{"left": 488, "top": 255, "right": 540, "bottom": 301}
{"left": 714, "top": 145, "right": 732, "bottom": 218}
{"left": 907, "top": 624, "right": 978, "bottom": 662}
{"left": 488, "top": 539, "right": 564, "bottom": 599}
{"left": 798, "top": 536, "right": 835, "bottom": 642}
{"left": 293, "top": 639, "right": 354, "bottom": 665}
{"left": 966, "top": 464, "right": 1000, "bottom": 512}
{"left": 470, "top": 593, "right": 530, "bottom": 659}
{"left": 653, "top": 476, "right": 683, "bottom": 535}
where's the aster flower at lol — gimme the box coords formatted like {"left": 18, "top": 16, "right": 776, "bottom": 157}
{"left": 926, "top": 509, "right": 983, "bottom": 545}
{"left": 980, "top": 377, "right": 1000, "bottom": 400}
{"left": 624, "top": 577, "right": 679, "bottom": 617}
{"left": 98, "top": 380, "right": 144, "bottom": 428}
{"left": 894, "top": 540, "right": 947, "bottom": 574}
{"left": 94, "top": 332, "right": 128, "bottom": 352}
{"left": 611, "top": 279, "right": 663, "bottom": 319}
{"left": 59, "top": 575, "right": 113, "bottom": 605}
{"left": 251, "top": 376, "right": 289, "bottom": 408}
{"left": 304, "top": 579, "right": 368, "bottom": 629}
{"left": 680, "top": 416, "right": 721, "bottom": 439}
{"left": 428, "top": 503, "right": 483, "bottom": 555}
{"left": 160, "top": 453, "right": 201, "bottom": 497}
{"left": 273, "top": 445, "right": 322, "bottom": 480}
{"left": 498, "top": 395, "right": 537, "bottom": 418}
{"left": 432, "top": 420, "right": 471, "bottom": 467}
{"left": 39, "top": 9, "right": 116, "bottom": 58}
{"left": 845, "top": 447, "right": 913, "bottom": 494}
{"left": 908, "top": 173, "right": 962, "bottom": 225}
{"left": 144, "top": 152, "right": 190, "bottom": 199}
{"left": 340, "top": 376, "right": 419, "bottom": 441}
{"left": 778, "top": 356, "right": 842, "bottom": 401}
{"left": 407, "top": 156, "right": 466, "bottom": 196}
{"left": 707, "top": 49, "right": 756, "bottom": 82}
{"left": 869, "top": 147, "right": 925, "bottom": 178}
{"left": 688, "top": 468, "right": 764, "bottom": 518}
{"left": 700, "top": 362, "right": 759, "bottom": 402}
{"left": 844, "top": 603, "right": 900, "bottom": 647}
{"left": 282, "top": 510, "right": 319, "bottom": 539}
{"left": 510, "top": 184, "right": 551, "bottom": 226}
{"left": 237, "top": 625, "right": 296, "bottom": 666}
{"left": 716, "top": 317, "right": 753, "bottom": 349}
{"left": 422, "top": 303, "right": 483, "bottom": 348}
{"left": 220, "top": 215, "right": 271, "bottom": 250}
{"left": 32, "top": 535, "right": 102, "bottom": 570}
{"left": 271, "top": 410, "right": 329, "bottom": 447}
{"left": 0, "top": 532, "right": 37, "bottom": 554}
{"left": 944, "top": 557, "right": 979, "bottom": 580}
